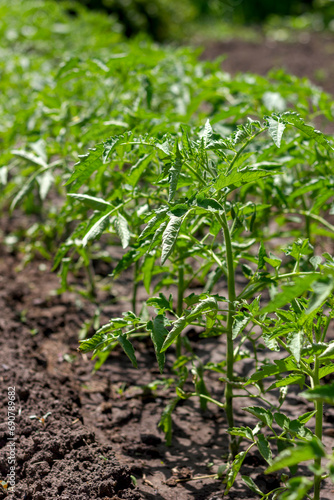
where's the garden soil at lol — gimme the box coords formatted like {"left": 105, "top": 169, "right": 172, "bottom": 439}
{"left": 202, "top": 32, "right": 334, "bottom": 98}
{"left": 1, "top": 33, "right": 334, "bottom": 500}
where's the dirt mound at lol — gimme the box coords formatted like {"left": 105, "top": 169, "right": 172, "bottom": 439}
{"left": 0, "top": 251, "right": 140, "bottom": 500}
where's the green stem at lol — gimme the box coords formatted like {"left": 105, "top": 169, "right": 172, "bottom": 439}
{"left": 184, "top": 161, "right": 206, "bottom": 185}
{"left": 321, "top": 315, "right": 331, "bottom": 343}
{"left": 276, "top": 271, "right": 321, "bottom": 279}
{"left": 132, "top": 260, "right": 139, "bottom": 315}
{"left": 294, "top": 164, "right": 311, "bottom": 242}
{"left": 176, "top": 265, "right": 184, "bottom": 358}
{"left": 217, "top": 212, "right": 238, "bottom": 457}
{"left": 190, "top": 392, "right": 226, "bottom": 409}
{"left": 227, "top": 128, "right": 266, "bottom": 174}
{"left": 283, "top": 209, "right": 334, "bottom": 235}
{"left": 86, "top": 261, "right": 96, "bottom": 299}
{"left": 313, "top": 357, "right": 323, "bottom": 500}
{"left": 178, "top": 234, "right": 228, "bottom": 274}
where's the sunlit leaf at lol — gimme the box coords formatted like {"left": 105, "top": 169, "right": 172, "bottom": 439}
{"left": 161, "top": 215, "right": 184, "bottom": 264}
{"left": 267, "top": 115, "right": 286, "bottom": 148}
{"left": 114, "top": 213, "right": 131, "bottom": 249}
{"left": 118, "top": 333, "right": 137, "bottom": 368}
{"left": 266, "top": 438, "right": 325, "bottom": 473}
{"left": 66, "top": 144, "right": 104, "bottom": 189}
{"left": 147, "top": 314, "right": 168, "bottom": 373}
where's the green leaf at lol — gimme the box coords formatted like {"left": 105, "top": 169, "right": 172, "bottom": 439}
{"left": 224, "top": 451, "right": 247, "bottom": 495}
{"left": 186, "top": 297, "right": 218, "bottom": 321}
{"left": 262, "top": 91, "right": 286, "bottom": 112}
{"left": 306, "top": 276, "right": 334, "bottom": 316}
{"left": 112, "top": 245, "right": 148, "bottom": 279}
{"left": 228, "top": 427, "right": 254, "bottom": 441}
{"left": 0, "top": 166, "right": 8, "bottom": 185}
{"left": 147, "top": 314, "right": 168, "bottom": 373}
{"left": 297, "top": 411, "right": 316, "bottom": 424}
{"left": 196, "top": 197, "right": 224, "bottom": 212}
{"left": 287, "top": 330, "right": 304, "bottom": 363}
{"left": 200, "top": 119, "right": 213, "bottom": 147}
{"left": 128, "top": 153, "right": 152, "bottom": 187}
{"left": 329, "top": 463, "right": 334, "bottom": 483}
{"left": 65, "top": 144, "right": 104, "bottom": 189}
{"left": 301, "top": 383, "right": 334, "bottom": 404}
{"left": 56, "top": 56, "right": 81, "bottom": 78}
{"left": 318, "top": 341, "right": 334, "bottom": 361}
{"left": 10, "top": 177, "right": 35, "bottom": 211}
{"left": 319, "top": 364, "right": 334, "bottom": 379}
{"left": 246, "top": 357, "right": 298, "bottom": 384}
{"left": 37, "top": 170, "right": 53, "bottom": 200}
{"left": 79, "top": 331, "right": 116, "bottom": 353}
{"left": 96, "top": 319, "right": 128, "bottom": 333}
{"left": 279, "top": 476, "right": 313, "bottom": 500}
{"left": 168, "top": 203, "right": 189, "bottom": 217}
{"left": 310, "top": 255, "right": 322, "bottom": 270}
{"left": 232, "top": 313, "right": 249, "bottom": 340}
{"left": 266, "top": 438, "right": 325, "bottom": 473}
{"left": 264, "top": 253, "right": 282, "bottom": 269}
{"left": 267, "top": 374, "right": 305, "bottom": 392}
{"left": 161, "top": 215, "right": 184, "bottom": 264}
{"left": 258, "top": 241, "right": 267, "bottom": 270}
{"left": 274, "top": 412, "right": 290, "bottom": 429}
{"left": 114, "top": 213, "right": 131, "bottom": 248}
{"left": 214, "top": 166, "right": 279, "bottom": 192}
{"left": 257, "top": 434, "right": 273, "bottom": 465}
{"left": 67, "top": 193, "right": 112, "bottom": 211}
{"left": 139, "top": 207, "right": 169, "bottom": 240}
{"left": 283, "top": 111, "right": 334, "bottom": 152}
{"left": 243, "top": 406, "right": 273, "bottom": 428}
{"left": 287, "top": 419, "right": 313, "bottom": 440}
{"left": 117, "top": 333, "right": 137, "bottom": 368}
{"left": 193, "top": 366, "right": 210, "bottom": 411}
{"left": 142, "top": 252, "right": 156, "bottom": 293}
{"left": 148, "top": 221, "right": 168, "bottom": 252}
{"left": 82, "top": 210, "right": 112, "bottom": 247}
{"left": 267, "top": 115, "right": 286, "bottom": 148}
{"left": 103, "top": 136, "right": 121, "bottom": 162}
{"left": 241, "top": 476, "right": 264, "bottom": 496}
{"left": 161, "top": 316, "right": 187, "bottom": 352}
{"left": 181, "top": 125, "right": 193, "bottom": 156}
{"left": 158, "top": 397, "right": 180, "bottom": 446}
{"left": 168, "top": 143, "right": 183, "bottom": 202}
{"left": 147, "top": 293, "right": 173, "bottom": 311}
{"left": 12, "top": 149, "right": 48, "bottom": 168}
{"left": 261, "top": 274, "right": 319, "bottom": 314}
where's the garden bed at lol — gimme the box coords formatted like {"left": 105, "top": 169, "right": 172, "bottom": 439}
{"left": 1, "top": 25, "right": 334, "bottom": 499}
{"left": 1, "top": 209, "right": 334, "bottom": 499}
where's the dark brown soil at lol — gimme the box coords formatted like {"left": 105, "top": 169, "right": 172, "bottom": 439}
{"left": 1, "top": 212, "right": 334, "bottom": 500}
{"left": 201, "top": 32, "right": 334, "bottom": 97}
{"left": 1, "top": 33, "right": 334, "bottom": 500}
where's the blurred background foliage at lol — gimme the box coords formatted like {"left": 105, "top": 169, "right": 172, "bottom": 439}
{"left": 67, "top": 0, "right": 334, "bottom": 41}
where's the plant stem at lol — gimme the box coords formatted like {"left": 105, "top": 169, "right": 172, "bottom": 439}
{"left": 313, "top": 356, "right": 323, "bottom": 500}
{"left": 132, "top": 260, "right": 139, "bottom": 315}
{"left": 227, "top": 128, "right": 266, "bottom": 174}
{"left": 190, "top": 392, "right": 226, "bottom": 409}
{"left": 295, "top": 164, "right": 311, "bottom": 242}
{"left": 176, "top": 264, "right": 184, "bottom": 358}
{"left": 217, "top": 212, "right": 238, "bottom": 457}
{"left": 282, "top": 209, "right": 334, "bottom": 235}
{"left": 86, "top": 261, "right": 96, "bottom": 299}
{"left": 184, "top": 161, "right": 206, "bottom": 185}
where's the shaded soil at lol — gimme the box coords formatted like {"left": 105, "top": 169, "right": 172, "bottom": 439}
{"left": 1, "top": 32, "right": 334, "bottom": 500}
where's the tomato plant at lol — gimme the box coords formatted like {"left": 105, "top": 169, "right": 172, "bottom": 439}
{"left": 2, "top": 1, "right": 334, "bottom": 498}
